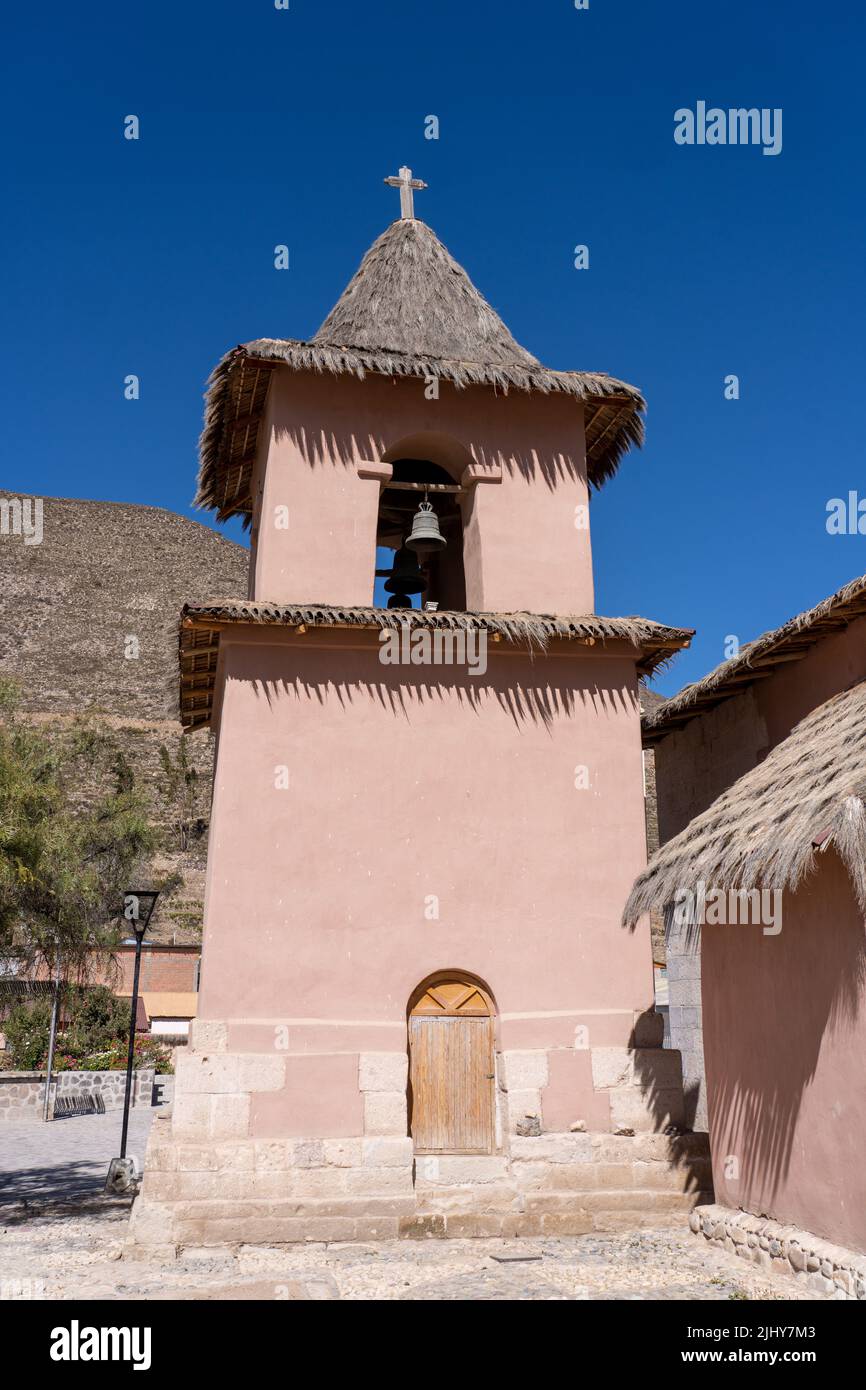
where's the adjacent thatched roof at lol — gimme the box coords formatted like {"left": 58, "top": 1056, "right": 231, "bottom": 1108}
{"left": 179, "top": 601, "right": 693, "bottom": 731}
{"left": 643, "top": 572, "right": 866, "bottom": 746}
{"left": 197, "top": 218, "right": 645, "bottom": 522}
{"left": 624, "top": 679, "right": 866, "bottom": 924}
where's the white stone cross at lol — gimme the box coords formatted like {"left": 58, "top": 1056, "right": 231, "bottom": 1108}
{"left": 384, "top": 166, "right": 427, "bottom": 219}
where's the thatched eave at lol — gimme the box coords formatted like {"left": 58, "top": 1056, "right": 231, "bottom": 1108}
{"left": 643, "top": 572, "right": 866, "bottom": 746}
{"left": 178, "top": 601, "right": 692, "bottom": 732}
{"left": 624, "top": 679, "right": 866, "bottom": 926}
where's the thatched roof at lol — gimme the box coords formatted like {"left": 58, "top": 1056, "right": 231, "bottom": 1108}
{"left": 179, "top": 601, "right": 693, "bottom": 731}
{"left": 197, "top": 218, "right": 645, "bottom": 522}
{"left": 643, "top": 572, "right": 866, "bottom": 746}
{"left": 624, "top": 678, "right": 866, "bottom": 924}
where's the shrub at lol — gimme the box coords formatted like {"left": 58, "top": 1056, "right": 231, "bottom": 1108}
{"left": 2, "top": 986, "right": 172, "bottom": 1072}
{"left": 62, "top": 985, "right": 131, "bottom": 1057}
{"left": 3, "top": 998, "right": 54, "bottom": 1070}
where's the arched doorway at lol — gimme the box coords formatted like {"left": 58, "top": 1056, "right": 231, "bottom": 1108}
{"left": 407, "top": 975, "right": 496, "bottom": 1155}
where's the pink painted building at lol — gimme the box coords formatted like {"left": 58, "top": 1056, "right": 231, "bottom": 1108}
{"left": 130, "top": 189, "right": 706, "bottom": 1253}
{"left": 627, "top": 573, "right": 866, "bottom": 1283}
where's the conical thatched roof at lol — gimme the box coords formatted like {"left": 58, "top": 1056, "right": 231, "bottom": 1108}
{"left": 197, "top": 218, "right": 645, "bottom": 522}
{"left": 313, "top": 218, "right": 542, "bottom": 366}
{"left": 624, "top": 678, "right": 866, "bottom": 924}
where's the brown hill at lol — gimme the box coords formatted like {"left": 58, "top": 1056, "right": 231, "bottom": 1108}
{"left": 0, "top": 492, "right": 249, "bottom": 943}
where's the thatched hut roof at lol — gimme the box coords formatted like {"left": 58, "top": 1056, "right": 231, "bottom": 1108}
{"left": 643, "top": 572, "right": 866, "bottom": 746}
{"left": 179, "top": 600, "right": 693, "bottom": 731}
{"left": 624, "top": 678, "right": 866, "bottom": 924}
{"left": 197, "top": 218, "right": 645, "bottom": 522}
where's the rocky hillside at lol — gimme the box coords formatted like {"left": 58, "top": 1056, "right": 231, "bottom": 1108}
{"left": 0, "top": 492, "right": 249, "bottom": 942}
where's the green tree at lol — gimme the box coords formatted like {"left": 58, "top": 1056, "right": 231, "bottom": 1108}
{"left": 0, "top": 681, "right": 157, "bottom": 980}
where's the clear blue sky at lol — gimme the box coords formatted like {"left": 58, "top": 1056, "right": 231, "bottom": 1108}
{"left": 3, "top": 1, "right": 864, "bottom": 693}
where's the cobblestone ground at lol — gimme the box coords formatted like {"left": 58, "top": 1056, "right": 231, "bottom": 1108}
{"left": 0, "top": 1112, "right": 819, "bottom": 1300}
{"left": 0, "top": 1110, "right": 155, "bottom": 1200}
{"left": 0, "top": 1206, "right": 820, "bottom": 1301}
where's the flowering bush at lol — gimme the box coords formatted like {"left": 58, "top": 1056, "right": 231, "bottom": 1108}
{"left": 5, "top": 986, "right": 174, "bottom": 1073}
{"left": 49, "top": 1037, "right": 173, "bottom": 1074}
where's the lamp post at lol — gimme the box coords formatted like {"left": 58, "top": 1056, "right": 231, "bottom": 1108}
{"left": 105, "top": 890, "right": 158, "bottom": 1193}
{"left": 41, "top": 947, "right": 62, "bottom": 1122}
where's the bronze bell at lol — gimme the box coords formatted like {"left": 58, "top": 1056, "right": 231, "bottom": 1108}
{"left": 405, "top": 498, "right": 447, "bottom": 554}
{"left": 384, "top": 546, "right": 427, "bottom": 596}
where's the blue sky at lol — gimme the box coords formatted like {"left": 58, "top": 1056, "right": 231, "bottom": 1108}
{"left": 3, "top": 1, "right": 864, "bottom": 693}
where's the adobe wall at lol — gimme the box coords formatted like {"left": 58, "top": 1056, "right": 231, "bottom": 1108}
{"left": 653, "top": 610, "right": 866, "bottom": 1133}
{"left": 128, "top": 629, "right": 705, "bottom": 1250}
{"left": 200, "top": 629, "right": 652, "bottom": 1049}
{"left": 655, "top": 611, "right": 866, "bottom": 843}
{"left": 248, "top": 370, "right": 594, "bottom": 615}
{"left": 702, "top": 850, "right": 866, "bottom": 1253}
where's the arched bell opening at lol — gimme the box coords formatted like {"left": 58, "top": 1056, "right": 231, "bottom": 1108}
{"left": 374, "top": 452, "right": 468, "bottom": 612}
{"left": 406, "top": 972, "right": 497, "bottom": 1155}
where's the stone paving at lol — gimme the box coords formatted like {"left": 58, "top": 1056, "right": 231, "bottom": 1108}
{"left": 0, "top": 1204, "right": 821, "bottom": 1301}
{"left": 0, "top": 1110, "right": 155, "bottom": 1201}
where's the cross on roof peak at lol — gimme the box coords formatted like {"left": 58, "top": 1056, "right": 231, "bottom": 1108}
{"left": 384, "top": 165, "right": 427, "bottom": 220}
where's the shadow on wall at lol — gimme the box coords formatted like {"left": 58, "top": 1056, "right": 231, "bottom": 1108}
{"left": 702, "top": 850, "right": 866, "bottom": 1215}
{"left": 630, "top": 1007, "right": 714, "bottom": 1197}
{"left": 275, "top": 394, "right": 584, "bottom": 492}
{"left": 247, "top": 659, "right": 638, "bottom": 737}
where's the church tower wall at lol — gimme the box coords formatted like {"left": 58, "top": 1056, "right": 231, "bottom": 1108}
{"left": 249, "top": 370, "right": 594, "bottom": 615}
{"left": 127, "top": 204, "right": 702, "bottom": 1255}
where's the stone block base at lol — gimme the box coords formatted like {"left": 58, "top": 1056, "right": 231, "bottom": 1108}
{"left": 690, "top": 1203, "right": 866, "bottom": 1301}
{"left": 127, "top": 1118, "right": 711, "bottom": 1254}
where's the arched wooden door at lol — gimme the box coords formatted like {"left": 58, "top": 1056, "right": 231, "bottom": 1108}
{"left": 408, "top": 977, "right": 495, "bottom": 1155}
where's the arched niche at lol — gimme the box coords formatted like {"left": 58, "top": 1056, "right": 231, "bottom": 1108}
{"left": 375, "top": 433, "right": 475, "bottom": 611}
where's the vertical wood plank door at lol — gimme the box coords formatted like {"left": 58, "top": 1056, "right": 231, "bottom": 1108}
{"left": 409, "top": 979, "right": 495, "bottom": 1155}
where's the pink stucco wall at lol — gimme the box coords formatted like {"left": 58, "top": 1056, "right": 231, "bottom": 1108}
{"left": 703, "top": 849, "right": 866, "bottom": 1251}
{"left": 198, "top": 628, "right": 653, "bottom": 1068}
{"left": 653, "top": 610, "right": 866, "bottom": 1247}
{"left": 247, "top": 369, "right": 594, "bottom": 616}
{"left": 655, "top": 611, "right": 866, "bottom": 841}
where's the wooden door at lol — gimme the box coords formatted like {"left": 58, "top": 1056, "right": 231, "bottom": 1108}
{"left": 408, "top": 979, "right": 495, "bottom": 1155}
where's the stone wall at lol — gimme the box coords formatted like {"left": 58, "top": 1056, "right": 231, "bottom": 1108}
{"left": 690, "top": 1203, "right": 866, "bottom": 1301}
{"left": 0, "top": 1068, "right": 156, "bottom": 1123}
{"left": 664, "top": 917, "right": 707, "bottom": 1131}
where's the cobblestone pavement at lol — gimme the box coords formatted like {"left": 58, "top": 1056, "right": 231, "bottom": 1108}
{"left": 0, "top": 1110, "right": 155, "bottom": 1200}
{"left": 0, "top": 1205, "right": 820, "bottom": 1301}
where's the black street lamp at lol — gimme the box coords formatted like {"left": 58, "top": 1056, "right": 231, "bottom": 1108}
{"left": 105, "top": 890, "right": 159, "bottom": 1194}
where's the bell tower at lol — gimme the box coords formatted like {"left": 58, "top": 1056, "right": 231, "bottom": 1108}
{"left": 130, "top": 174, "right": 699, "bottom": 1254}
{"left": 206, "top": 169, "right": 644, "bottom": 618}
